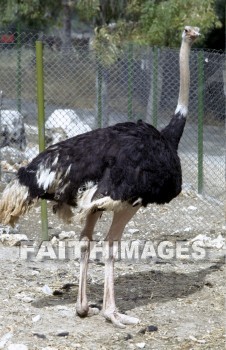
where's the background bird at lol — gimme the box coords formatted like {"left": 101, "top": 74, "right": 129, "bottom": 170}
{"left": 0, "top": 26, "right": 200, "bottom": 328}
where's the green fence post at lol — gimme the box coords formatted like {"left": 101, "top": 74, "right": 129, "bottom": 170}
{"left": 16, "top": 24, "right": 22, "bottom": 114}
{"left": 127, "top": 43, "right": 133, "bottom": 120}
{"left": 0, "top": 90, "right": 2, "bottom": 181}
{"left": 36, "top": 40, "right": 49, "bottom": 241}
{"left": 198, "top": 51, "right": 204, "bottom": 194}
{"left": 152, "top": 47, "right": 158, "bottom": 128}
{"left": 97, "top": 61, "right": 103, "bottom": 128}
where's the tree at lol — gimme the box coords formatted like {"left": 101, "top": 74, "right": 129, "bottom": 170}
{"left": 203, "top": 0, "right": 225, "bottom": 49}
{"left": 76, "top": 0, "right": 223, "bottom": 126}
{"left": 0, "top": 0, "right": 222, "bottom": 48}
{"left": 0, "top": 0, "right": 76, "bottom": 49}
{"left": 0, "top": 0, "right": 60, "bottom": 29}
{"left": 137, "top": 0, "right": 222, "bottom": 47}
{"left": 76, "top": 0, "right": 222, "bottom": 48}
{"left": 61, "top": 0, "right": 74, "bottom": 50}
{"left": 76, "top": 1, "right": 132, "bottom": 127}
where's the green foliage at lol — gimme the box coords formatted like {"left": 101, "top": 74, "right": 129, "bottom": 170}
{"left": 90, "top": 23, "right": 126, "bottom": 66}
{"left": 76, "top": 0, "right": 128, "bottom": 25}
{"left": 76, "top": 0, "right": 99, "bottom": 23}
{"left": 137, "top": 0, "right": 222, "bottom": 46}
{"left": 0, "top": 0, "right": 63, "bottom": 29}
{"left": 76, "top": 0, "right": 222, "bottom": 55}
{"left": 214, "top": 0, "right": 225, "bottom": 22}
{"left": 0, "top": 0, "right": 223, "bottom": 49}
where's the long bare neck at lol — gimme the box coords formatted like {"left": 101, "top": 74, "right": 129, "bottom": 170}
{"left": 161, "top": 39, "right": 191, "bottom": 149}
{"left": 175, "top": 39, "right": 191, "bottom": 117}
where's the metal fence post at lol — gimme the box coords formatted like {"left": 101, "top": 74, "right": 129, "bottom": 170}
{"left": 0, "top": 90, "right": 2, "bottom": 181}
{"left": 127, "top": 43, "right": 133, "bottom": 120}
{"left": 223, "top": 61, "right": 226, "bottom": 225}
{"left": 96, "top": 61, "right": 103, "bottom": 128}
{"left": 36, "top": 40, "right": 49, "bottom": 241}
{"left": 198, "top": 51, "right": 204, "bottom": 194}
{"left": 152, "top": 47, "right": 158, "bottom": 128}
{"left": 16, "top": 24, "right": 22, "bottom": 114}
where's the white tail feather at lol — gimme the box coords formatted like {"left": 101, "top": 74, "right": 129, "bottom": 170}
{"left": 0, "top": 179, "right": 36, "bottom": 226}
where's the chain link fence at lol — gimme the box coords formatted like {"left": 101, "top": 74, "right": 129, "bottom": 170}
{"left": 0, "top": 31, "right": 225, "bottom": 232}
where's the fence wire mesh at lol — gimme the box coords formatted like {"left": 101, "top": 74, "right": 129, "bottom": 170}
{"left": 0, "top": 31, "right": 225, "bottom": 234}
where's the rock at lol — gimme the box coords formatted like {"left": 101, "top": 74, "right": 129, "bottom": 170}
{"left": 33, "top": 333, "right": 46, "bottom": 339}
{"left": 124, "top": 333, "right": 133, "bottom": 340}
{"left": 1, "top": 147, "right": 24, "bottom": 165}
{"left": 56, "top": 331, "right": 69, "bottom": 337}
{"left": 42, "top": 285, "right": 53, "bottom": 295}
{"left": 1, "top": 110, "right": 26, "bottom": 150}
{"left": 189, "top": 335, "right": 206, "bottom": 344}
{"left": 0, "top": 225, "right": 17, "bottom": 235}
{"left": 50, "top": 236, "right": 59, "bottom": 246}
{"left": 52, "top": 290, "right": 63, "bottom": 296}
{"left": 45, "top": 109, "right": 91, "bottom": 138}
{"left": 146, "top": 325, "right": 158, "bottom": 332}
{"left": 184, "top": 227, "right": 192, "bottom": 232}
{"left": 61, "top": 283, "right": 76, "bottom": 290}
{"left": 20, "top": 296, "right": 34, "bottom": 303}
{"left": 136, "top": 343, "right": 146, "bottom": 349}
{"left": 190, "top": 234, "right": 226, "bottom": 249}
{"left": 58, "top": 231, "right": 76, "bottom": 240}
{"left": 138, "top": 325, "right": 158, "bottom": 334}
{"left": 32, "top": 314, "right": 41, "bottom": 323}
{"left": 129, "top": 221, "right": 135, "bottom": 226}
{"left": 31, "top": 270, "right": 40, "bottom": 276}
{"left": 128, "top": 228, "right": 140, "bottom": 235}
{"left": 1, "top": 160, "right": 17, "bottom": 173}
{"left": 8, "top": 344, "right": 28, "bottom": 350}
{"left": 204, "top": 281, "right": 214, "bottom": 288}
{"left": 0, "top": 233, "right": 28, "bottom": 246}
{"left": 0, "top": 332, "right": 13, "bottom": 349}
{"left": 187, "top": 205, "right": 197, "bottom": 211}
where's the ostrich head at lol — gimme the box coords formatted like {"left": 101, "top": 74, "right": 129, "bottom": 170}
{"left": 182, "top": 26, "right": 200, "bottom": 44}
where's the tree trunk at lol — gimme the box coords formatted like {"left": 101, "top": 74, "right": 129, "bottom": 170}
{"left": 95, "top": 63, "right": 109, "bottom": 128}
{"left": 146, "top": 48, "right": 163, "bottom": 127}
{"left": 62, "top": 0, "right": 72, "bottom": 51}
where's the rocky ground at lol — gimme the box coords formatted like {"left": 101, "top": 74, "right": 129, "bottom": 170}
{"left": 0, "top": 184, "right": 225, "bottom": 350}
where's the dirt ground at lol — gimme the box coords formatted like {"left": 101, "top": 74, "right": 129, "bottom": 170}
{"left": 0, "top": 186, "right": 225, "bottom": 350}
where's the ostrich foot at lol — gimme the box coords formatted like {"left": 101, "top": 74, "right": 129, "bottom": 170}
{"left": 103, "top": 310, "right": 140, "bottom": 328}
{"left": 76, "top": 303, "right": 100, "bottom": 318}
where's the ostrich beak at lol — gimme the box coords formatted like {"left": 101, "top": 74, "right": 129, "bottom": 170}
{"left": 193, "top": 27, "right": 201, "bottom": 37}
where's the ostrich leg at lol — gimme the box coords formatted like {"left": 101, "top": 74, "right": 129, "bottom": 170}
{"left": 76, "top": 211, "right": 102, "bottom": 317}
{"left": 103, "top": 205, "right": 141, "bottom": 328}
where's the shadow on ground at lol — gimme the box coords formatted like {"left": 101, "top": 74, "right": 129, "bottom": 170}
{"left": 32, "top": 263, "right": 223, "bottom": 313}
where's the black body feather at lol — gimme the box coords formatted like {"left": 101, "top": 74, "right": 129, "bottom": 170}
{"left": 17, "top": 119, "right": 184, "bottom": 209}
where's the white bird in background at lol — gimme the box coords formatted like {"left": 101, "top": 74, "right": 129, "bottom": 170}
{"left": 0, "top": 26, "right": 200, "bottom": 327}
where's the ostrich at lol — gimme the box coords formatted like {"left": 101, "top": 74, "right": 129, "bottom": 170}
{"left": 0, "top": 26, "right": 200, "bottom": 327}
